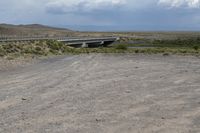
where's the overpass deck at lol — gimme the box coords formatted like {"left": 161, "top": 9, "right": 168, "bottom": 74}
{"left": 0, "top": 37, "right": 119, "bottom": 47}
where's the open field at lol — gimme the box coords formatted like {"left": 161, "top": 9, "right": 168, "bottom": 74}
{"left": 0, "top": 54, "right": 200, "bottom": 133}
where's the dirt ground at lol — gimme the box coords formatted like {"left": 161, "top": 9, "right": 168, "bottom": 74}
{"left": 0, "top": 57, "right": 37, "bottom": 72}
{"left": 0, "top": 54, "right": 200, "bottom": 133}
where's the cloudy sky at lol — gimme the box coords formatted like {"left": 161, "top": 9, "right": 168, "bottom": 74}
{"left": 0, "top": 0, "right": 200, "bottom": 31}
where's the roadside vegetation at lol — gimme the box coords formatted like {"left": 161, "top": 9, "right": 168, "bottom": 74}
{"left": 1, "top": 37, "right": 200, "bottom": 60}
{"left": 119, "top": 37, "right": 200, "bottom": 48}
{"left": 0, "top": 40, "right": 73, "bottom": 59}
{"left": 114, "top": 37, "right": 200, "bottom": 55}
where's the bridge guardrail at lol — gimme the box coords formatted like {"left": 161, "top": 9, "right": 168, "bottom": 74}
{"left": 0, "top": 36, "right": 119, "bottom": 42}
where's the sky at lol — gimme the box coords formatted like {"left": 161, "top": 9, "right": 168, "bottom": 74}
{"left": 0, "top": 0, "right": 200, "bottom": 31}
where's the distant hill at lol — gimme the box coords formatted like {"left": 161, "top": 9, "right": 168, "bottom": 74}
{"left": 0, "top": 24, "right": 75, "bottom": 37}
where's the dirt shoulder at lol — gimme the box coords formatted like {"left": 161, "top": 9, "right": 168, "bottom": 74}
{"left": 0, "top": 54, "right": 200, "bottom": 133}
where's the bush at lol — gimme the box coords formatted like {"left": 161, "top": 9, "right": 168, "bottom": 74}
{"left": 152, "top": 38, "right": 200, "bottom": 47}
{"left": 46, "top": 40, "right": 64, "bottom": 50}
{"left": 163, "top": 53, "right": 170, "bottom": 56}
{"left": 49, "top": 49, "right": 59, "bottom": 54}
{"left": 114, "top": 44, "right": 127, "bottom": 50}
{"left": 193, "top": 45, "right": 199, "bottom": 50}
{"left": 135, "top": 49, "right": 139, "bottom": 53}
{"left": 35, "top": 46, "right": 42, "bottom": 51}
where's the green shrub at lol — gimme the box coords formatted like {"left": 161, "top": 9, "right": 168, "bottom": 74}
{"left": 135, "top": 49, "right": 139, "bottom": 53}
{"left": 193, "top": 45, "right": 199, "bottom": 50}
{"left": 152, "top": 38, "right": 200, "bottom": 47}
{"left": 0, "top": 47, "right": 6, "bottom": 57}
{"left": 35, "top": 46, "right": 42, "bottom": 51}
{"left": 163, "top": 53, "right": 170, "bottom": 56}
{"left": 46, "top": 40, "right": 64, "bottom": 50}
{"left": 114, "top": 44, "right": 127, "bottom": 50}
{"left": 49, "top": 49, "right": 58, "bottom": 54}
{"left": 23, "top": 47, "right": 34, "bottom": 54}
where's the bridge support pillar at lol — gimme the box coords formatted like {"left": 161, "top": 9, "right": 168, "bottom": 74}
{"left": 100, "top": 41, "right": 104, "bottom": 46}
{"left": 82, "top": 42, "right": 88, "bottom": 48}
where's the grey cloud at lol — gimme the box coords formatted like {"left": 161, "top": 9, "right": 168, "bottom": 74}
{"left": 45, "top": 0, "right": 126, "bottom": 14}
{"left": 159, "top": 0, "right": 200, "bottom": 8}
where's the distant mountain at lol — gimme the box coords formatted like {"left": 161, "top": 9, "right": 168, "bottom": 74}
{"left": 0, "top": 24, "right": 75, "bottom": 37}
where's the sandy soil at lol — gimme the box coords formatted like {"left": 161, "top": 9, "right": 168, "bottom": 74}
{"left": 0, "top": 54, "right": 200, "bottom": 133}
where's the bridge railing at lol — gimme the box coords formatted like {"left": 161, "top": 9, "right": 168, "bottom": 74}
{"left": 0, "top": 36, "right": 119, "bottom": 42}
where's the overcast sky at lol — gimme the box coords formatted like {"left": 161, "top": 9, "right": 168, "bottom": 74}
{"left": 1, "top": 0, "right": 200, "bottom": 31}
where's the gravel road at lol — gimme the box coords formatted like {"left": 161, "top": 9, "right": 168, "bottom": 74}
{"left": 0, "top": 54, "right": 200, "bottom": 133}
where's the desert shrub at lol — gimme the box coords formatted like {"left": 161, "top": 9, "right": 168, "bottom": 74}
{"left": 22, "top": 47, "right": 42, "bottom": 55}
{"left": 163, "top": 53, "right": 170, "bottom": 56}
{"left": 46, "top": 40, "right": 64, "bottom": 50}
{"left": 2, "top": 44, "right": 19, "bottom": 53}
{"left": 193, "top": 45, "right": 199, "bottom": 50}
{"left": 23, "top": 47, "right": 34, "bottom": 54}
{"left": 35, "top": 46, "right": 42, "bottom": 51}
{"left": 180, "top": 50, "right": 187, "bottom": 53}
{"left": 0, "top": 46, "right": 6, "bottom": 56}
{"left": 49, "top": 49, "right": 59, "bottom": 54}
{"left": 114, "top": 44, "right": 127, "bottom": 50}
{"left": 152, "top": 38, "right": 200, "bottom": 47}
{"left": 134, "top": 49, "right": 139, "bottom": 53}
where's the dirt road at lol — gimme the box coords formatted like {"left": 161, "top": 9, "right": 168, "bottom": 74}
{"left": 0, "top": 54, "right": 200, "bottom": 133}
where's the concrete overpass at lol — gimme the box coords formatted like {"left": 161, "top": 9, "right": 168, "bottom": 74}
{"left": 0, "top": 37, "right": 119, "bottom": 47}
